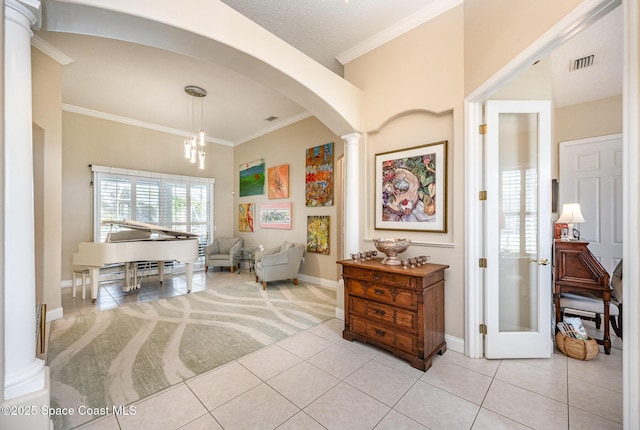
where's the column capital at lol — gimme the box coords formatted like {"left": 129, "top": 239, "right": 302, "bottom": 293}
{"left": 341, "top": 132, "right": 361, "bottom": 146}
{"left": 5, "top": 0, "right": 41, "bottom": 32}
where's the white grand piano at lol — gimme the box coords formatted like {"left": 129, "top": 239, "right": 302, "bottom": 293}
{"left": 72, "top": 220, "right": 200, "bottom": 302}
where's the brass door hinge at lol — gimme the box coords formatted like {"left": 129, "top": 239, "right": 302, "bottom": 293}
{"left": 479, "top": 190, "right": 487, "bottom": 201}
{"left": 479, "top": 258, "right": 487, "bottom": 268}
{"left": 479, "top": 124, "right": 487, "bottom": 135}
{"left": 479, "top": 323, "right": 487, "bottom": 335}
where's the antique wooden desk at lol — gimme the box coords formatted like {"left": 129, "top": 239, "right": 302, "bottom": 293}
{"left": 338, "top": 258, "right": 448, "bottom": 371}
{"left": 553, "top": 240, "right": 611, "bottom": 354}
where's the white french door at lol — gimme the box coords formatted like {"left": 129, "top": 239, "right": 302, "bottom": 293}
{"left": 484, "top": 100, "right": 553, "bottom": 359}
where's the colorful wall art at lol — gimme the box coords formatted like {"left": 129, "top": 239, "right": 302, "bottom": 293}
{"left": 267, "top": 164, "right": 289, "bottom": 199}
{"left": 239, "top": 159, "right": 265, "bottom": 197}
{"left": 305, "top": 142, "right": 333, "bottom": 206}
{"left": 238, "top": 203, "right": 254, "bottom": 232}
{"left": 259, "top": 202, "right": 292, "bottom": 229}
{"left": 375, "top": 141, "right": 448, "bottom": 232}
{"left": 307, "top": 215, "right": 330, "bottom": 254}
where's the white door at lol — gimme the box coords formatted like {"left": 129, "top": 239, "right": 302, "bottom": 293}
{"left": 484, "top": 100, "right": 553, "bottom": 359}
{"left": 559, "top": 134, "right": 623, "bottom": 274}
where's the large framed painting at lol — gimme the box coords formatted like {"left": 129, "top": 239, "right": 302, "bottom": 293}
{"left": 238, "top": 203, "right": 254, "bottom": 232}
{"left": 307, "top": 215, "right": 330, "bottom": 254}
{"left": 305, "top": 142, "right": 334, "bottom": 206}
{"left": 239, "top": 159, "right": 265, "bottom": 197}
{"left": 259, "top": 202, "right": 292, "bottom": 229}
{"left": 268, "top": 164, "right": 289, "bottom": 199}
{"left": 375, "top": 140, "right": 447, "bottom": 232}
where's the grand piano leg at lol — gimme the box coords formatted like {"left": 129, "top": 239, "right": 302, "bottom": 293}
{"left": 89, "top": 267, "right": 100, "bottom": 303}
{"left": 158, "top": 261, "right": 165, "bottom": 284}
{"left": 186, "top": 262, "right": 194, "bottom": 293}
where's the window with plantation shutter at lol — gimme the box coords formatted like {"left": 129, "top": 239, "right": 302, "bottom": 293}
{"left": 91, "top": 165, "right": 214, "bottom": 265}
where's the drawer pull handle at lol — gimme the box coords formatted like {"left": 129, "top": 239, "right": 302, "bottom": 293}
{"left": 374, "top": 289, "right": 385, "bottom": 295}
{"left": 373, "top": 309, "right": 386, "bottom": 316}
{"left": 375, "top": 329, "right": 386, "bottom": 336}
{"left": 372, "top": 273, "right": 382, "bottom": 280}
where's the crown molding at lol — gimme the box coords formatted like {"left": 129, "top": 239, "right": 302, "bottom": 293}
{"left": 62, "top": 104, "right": 234, "bottom": 147}
{"left": 336, "top": 0, "right": 463, "bottom": 65}
{"left": 31, "top": 35, "right": 74, "bottom": 65}
{"left": 234, "top": 111, "right": 313, "bottom": 145}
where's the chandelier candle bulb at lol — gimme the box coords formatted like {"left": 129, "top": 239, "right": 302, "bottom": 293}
{"left": 184, "top": 140, "right": 191, "bottom": 158}
{"left": 198, "top": 150, "right": 206, "bottom": 170}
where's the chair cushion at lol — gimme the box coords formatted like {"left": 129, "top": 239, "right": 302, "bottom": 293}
{"left": 561, "top": 293, "right": 619, "bottom": 316}
{"left": 218, "top": 238, "right": 238, "bottom": 254}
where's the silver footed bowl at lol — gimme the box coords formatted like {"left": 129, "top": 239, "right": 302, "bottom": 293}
{"left": 373, "top": 238, "right": 411, "bottom": 265}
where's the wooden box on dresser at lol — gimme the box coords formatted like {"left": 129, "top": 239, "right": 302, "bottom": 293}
{"left": 338, "top": 258, "right": 449, "bottom": 371}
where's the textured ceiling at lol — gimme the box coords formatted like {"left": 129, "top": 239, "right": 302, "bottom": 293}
{"left": 220, "top": 0, "right": 436, "bottom": 76}
{"left": 550, "top": 5, "right": 623, "bottom": 107}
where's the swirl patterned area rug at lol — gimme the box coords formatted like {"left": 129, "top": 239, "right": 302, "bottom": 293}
{"left": 48, "top": 280, "right": 336, "bottom": 429}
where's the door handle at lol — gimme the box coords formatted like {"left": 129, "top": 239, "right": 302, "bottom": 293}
{"left": 529, "top": 258, "right": 550, "bottom": 265}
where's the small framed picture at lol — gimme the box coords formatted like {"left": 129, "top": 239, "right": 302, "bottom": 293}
{"left": 554, "top": 223, "right": 568, "bottom": 239}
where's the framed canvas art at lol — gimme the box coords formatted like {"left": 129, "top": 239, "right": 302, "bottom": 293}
{"left": 307, "top": 215, "right": 330, "bottom": 254}
{"left": 239, "top": 159, "right": 265, "bottom": 197}
{"left": 259, "top": 202, "right": 292, "bottom": 229}
{"left": 305, "top": 142, "right": 333, "bottom": 206}
{"left": 375, "top": 140, "right": 448, "bottom": 232}
{"left": 238, "top": 203, "right": 254, "bottom": 232}
{"left": 268, "top": 164, "right": 289, "bottom": 199}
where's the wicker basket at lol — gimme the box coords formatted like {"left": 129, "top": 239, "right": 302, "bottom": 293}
{"left": 555, "top": 332, "right": 599, "bottom": 360}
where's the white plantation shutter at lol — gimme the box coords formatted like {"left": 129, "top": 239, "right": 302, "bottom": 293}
{"left": 136, "top": 179, "right": 160, "bottom": 224}
{"left": 499, "top": 167, "right": 537, "bottom": 255}
{"left": 92, "top": 166, "right": 214, "bottom": 263}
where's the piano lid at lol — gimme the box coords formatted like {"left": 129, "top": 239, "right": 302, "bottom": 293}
{"left": 103, "top": 219, "right": 199, "bottom": 239}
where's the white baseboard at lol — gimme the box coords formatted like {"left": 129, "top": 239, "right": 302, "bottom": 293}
{"left": 445, "top": 334, "right": 464, "bottom": 354}
{"left": 298, "top": 274, "right": 338, "bottom": 289}
{"left": 46, "top": 306, "right": 64, "bottom": 322}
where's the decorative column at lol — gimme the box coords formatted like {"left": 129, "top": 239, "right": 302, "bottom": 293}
{"left": 341, "top": 132, "right": 361, "bottom": 258}
{"left": 4, "top": 0, "right": 45, "bottom": 400}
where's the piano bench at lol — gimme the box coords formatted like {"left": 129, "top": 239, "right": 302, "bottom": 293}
{"left": 72, "top": 268, "right": 90, "bottom": 300}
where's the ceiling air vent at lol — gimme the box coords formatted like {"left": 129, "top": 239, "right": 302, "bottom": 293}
{"left": 570, "top": 54, "right": 595, "bottom": 71}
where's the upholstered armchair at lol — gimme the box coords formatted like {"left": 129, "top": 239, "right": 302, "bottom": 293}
{"left": 205, "top": 237, "right": 243, "bottom": 273}
{"left": 254, "top": 242, "right": 305, "bottom": 290}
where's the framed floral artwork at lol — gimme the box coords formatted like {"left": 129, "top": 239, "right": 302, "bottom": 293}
{"left": 307, "top": 215, "right": 330, "bottom": 254}
{"left": 268, "top": 164, "right": 289, "bottom": 199}
{"left": 375, "top": 140, "right": 448, "bottom": 232}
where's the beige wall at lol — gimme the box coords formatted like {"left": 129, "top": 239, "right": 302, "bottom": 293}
{"left": 32, "top": 48, "right": 63, "bottom": 314}
{"left": 464, "top": 0, "right": 584, "bottom": 95}
{"left": 233, "top": 117, "right": 343, "bottom": 282}
{"left": 555, "top": 95, "right": 623, "bottom": 143}
{"left": 61, "top": 112, "right": 235, "bottom": 281}
{"left": 345, "top": 6, "right": 466, "bottom": 339}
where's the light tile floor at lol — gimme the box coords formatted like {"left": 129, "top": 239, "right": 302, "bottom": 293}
{"left": 59, "top": 270, "right": 622, "bottom": 430}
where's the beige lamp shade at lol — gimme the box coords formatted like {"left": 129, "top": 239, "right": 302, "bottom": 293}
{"left": 557, "top": 203, "right": 586, "bottom": 224}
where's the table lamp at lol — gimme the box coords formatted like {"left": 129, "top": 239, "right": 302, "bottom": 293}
{"left": 557, "top": 203, "right": 585, "bottom": 240}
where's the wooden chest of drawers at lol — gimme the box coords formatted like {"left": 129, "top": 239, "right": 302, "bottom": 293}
{"left": 338, "top": 258, "right": 448, "bottom": 371}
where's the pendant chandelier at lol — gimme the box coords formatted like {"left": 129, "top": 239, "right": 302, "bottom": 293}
{"left": 183, "top": 85, "right": 207, "bottom": 170}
